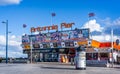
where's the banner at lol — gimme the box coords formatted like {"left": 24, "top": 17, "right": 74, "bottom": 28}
{"left": 91, "top": 40, "right": 100, "bottom": 48}
{"left": 22, "top": 29, "right": 89, "bottom": 49}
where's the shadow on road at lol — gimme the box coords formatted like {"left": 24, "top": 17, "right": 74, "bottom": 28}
{"left": 41, "top": 66, "right": 76, "bottom": 70}
{"left": 114, "top": 67, "right": 120, "bottom": 69}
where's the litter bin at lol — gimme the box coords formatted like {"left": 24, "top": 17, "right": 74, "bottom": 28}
{"left": 75, "top": 46, "right": 86, "bottom": 70}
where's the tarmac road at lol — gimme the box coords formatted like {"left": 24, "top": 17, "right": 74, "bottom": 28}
{"left": 0, "top": 63, "right": 120, "bottom": 74}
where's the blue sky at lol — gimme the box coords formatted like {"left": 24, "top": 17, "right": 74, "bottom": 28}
{"left": 0, "top": 0, "right": 120, "bottom": 57}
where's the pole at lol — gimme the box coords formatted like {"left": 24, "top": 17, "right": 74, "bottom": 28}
{"left": 88, "top": 17, "right": 90, "bottom": 39}
{"left": 51, "top": 15, "right": 53, "bottom": 25}
{"left": 6, "top": 20, "right": 8, "bottom": 64}
{"left": 30, "top": 34, "right": 33, "bottom": 64}
{"left": 111, "top": 29, "right": 114, "bottom": 67}
{"left": 2, "top": 20, "right": 8, "bottom": 64}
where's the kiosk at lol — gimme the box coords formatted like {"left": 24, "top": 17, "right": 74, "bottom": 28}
{"left": 75, "top": 46, "right": 86, "bottom": 70}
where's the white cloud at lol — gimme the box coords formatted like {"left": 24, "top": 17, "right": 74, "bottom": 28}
{"left": 0, "top": 34, "right": 27, "bottom": 58}
{"left": 113, "top": 17, "right": 120, "bottom": 25}
{"left": 8, "top": 51, "right": 27, "bottom": 58}
{"left": 92, "top": 35, "right": 120, "bottom": 42}
{"left": 91, "top": 35, "right": 105, "bottom": 42}
{"left": 0, "top": 35, "right": 21, "bottom": 46}
{"left": 0, "top": 0, "right": 22, "bottom": 5}
{"left": 82, "top": 19, "right": 103, "bottom": 32}
{"left": 0, "top": 50, "right": 27, "bottom": 58}
{"left": 0, "top": 35, "right": 6, "bottom": 45}
{"left": 82, "top": 18, "right": 120, "bottom": 42}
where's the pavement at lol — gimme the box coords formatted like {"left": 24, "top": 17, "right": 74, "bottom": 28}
{"left": 0, "top": 62, "right": 120, "bottom": 74}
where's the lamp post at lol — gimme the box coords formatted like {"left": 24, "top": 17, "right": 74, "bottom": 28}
{"left": 111, "top": 29, "right": 114, "bottom": 67}
{"left": 30, "top": 36, "right": 33, "bottom": 64}
{"left": 2, "top": 20, "right": 8, "bottom": 64}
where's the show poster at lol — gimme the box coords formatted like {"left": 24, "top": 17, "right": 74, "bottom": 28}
{"left": 33, "top": 44, "right": 40, "bottom": 49}
{"left": 22, "top": 35, "right": 30, "bottom": 44}
{"left": 29, "top": 35, "right": 36, "bottom": 44}
{"left": 57, "top": 42, "right": 62, "bottom": 48}
{"left": 65, "top": 42, "right": 70, "bottom": 47}
{"left": 53, "top": 43, "right": 58, "bottom": 48}
{"left": 46, "top": 43, "right": 50, "bottom": 48}
{"left": 70, "top": 41, "right": 74, "bottom": 47}
{"left": 61, "top": 31, "right": 69, "bottom": 41}
{"left": 43, "top": 44, "right": 47, "bottom": 48}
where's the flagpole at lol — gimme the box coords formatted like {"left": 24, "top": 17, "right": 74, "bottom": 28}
{"left": 88, "top": 16, "right": 90, "bottom": 39}
{"left": 51, "top": 14, "right": 53, "bottom": 25}
{"left": 23, "top": 24, "right": 27, "bottom": 35}
{"left": 88, "top": 12, "right": 95, "bottom": 39}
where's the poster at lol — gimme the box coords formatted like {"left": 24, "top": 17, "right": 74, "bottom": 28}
{"left": 61, "top": 31, "right": 69, "bottom": 41}
{"left": 65, "top": 42, "right": 70, "bottom": 47}
{"left": 70, "top": 41, "right": 74, "bottom": 47}
{"left": 57, "top": 42, "right": 62, "bottom": 48}
{"left": 51, "top": 32, "right": 59, "bottom": 42}
{"left": 43, "top": 44, "right": 47, "bottom": 48}
{"left": 53, "top": 43, "right": 58, "bottom": 48}
{"left": 22, "top": 35, "right": 30, "bottom": 44}
{"left": 33, "top": 44, "right": 40, "bottom": 49}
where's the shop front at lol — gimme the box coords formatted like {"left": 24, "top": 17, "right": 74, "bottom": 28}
{"left": 23, "top": 47, "right": 76, "bottom": 62}
{"left": 86, "top": 48, "right": 111, "bottom": 65}
{"left": 22, "top": 27, "right": 89, "bottom": 63}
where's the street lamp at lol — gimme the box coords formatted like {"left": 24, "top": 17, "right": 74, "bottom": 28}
{"left": 2, "top": 20, "right": 8, "bottom": 64}
{"left": 111, "top": 29, "right": 114, "bottom": 67}
{"left": 30, "top": 36, "right": 33, "bottom": 64}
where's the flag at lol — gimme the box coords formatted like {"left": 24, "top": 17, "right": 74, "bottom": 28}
{"left": 23, "top": 24, "right": 27, "bottom": 28}
{"left": 88, "top": 13, "right": 95, "bottom": 17}
{"left": 51, "top": 13, "right": 56, "bottom": 17}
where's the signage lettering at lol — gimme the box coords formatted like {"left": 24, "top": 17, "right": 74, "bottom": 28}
{"left": 30, "top": 23, "right": 74, "bottom": 32}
